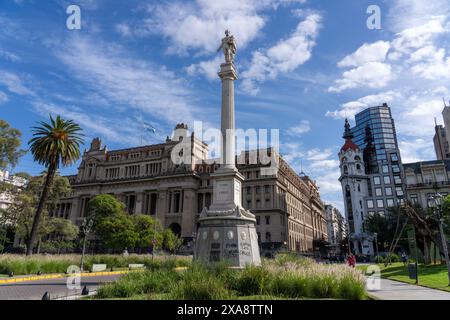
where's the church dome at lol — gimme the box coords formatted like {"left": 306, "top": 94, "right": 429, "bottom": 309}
{"left": 340, "top": 139, "right": 359, "bottom": 153}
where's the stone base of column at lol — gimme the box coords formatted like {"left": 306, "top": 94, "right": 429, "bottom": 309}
{"left": 194, "top": 205, "right": 261, "bottom": 268}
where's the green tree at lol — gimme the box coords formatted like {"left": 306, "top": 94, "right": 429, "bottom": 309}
{"left": 163, "top": 228, "right": 183, "bottom": 253}
{"left": 88, "top": 194, "right": 125, "bottom": 225}
{"left": 0, "top": 119, "right": 26, "bottom": 171}
{"left": 1, "top": 174, "right": 72, "bottom": 252}
{"left": 41, "top": 218, "right": 79, "bottom": 253}
{"left": 131, "top": 214, "right": 163, "bottom": 251}
{"left": 364, "top": 211, "right": 400, "bottom": 252}
{"left": 26, "top": 115, "right": 83, "bottom": 255}
{"left": 95, "top": 213, "right": 138, "bottom": 250}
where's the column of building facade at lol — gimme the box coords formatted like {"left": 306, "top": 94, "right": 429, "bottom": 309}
{"left": 156, "top": 189, "right": 168, "bottom": 228}
{"left": 135, "top": 191, "right": 145, "bottom": 214}
{"left": 181, "top": 189, "right": 196, "bottom": 239}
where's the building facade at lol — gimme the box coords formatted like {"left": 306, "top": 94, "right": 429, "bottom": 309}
{"left": 404, "top": 160, "right": 450, "bottom": 209}
{"left": 433, "top": 124, "right": 450, "bottom": 160}
{"left": 0, "top": 171, "right": 27, "bottom": 211}
{"left": 56, "top": 124, "right": 328, "bottom": 256}
{"left": 324, "top": 204, "right": 346, "bottom": 255}
{"left": 339, "top": 104, "right": 406, "bottom": 256}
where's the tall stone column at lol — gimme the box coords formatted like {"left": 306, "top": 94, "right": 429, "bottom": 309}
{"left": 219, "top": 63, "right": 238, "bottom": 170}
{"left": 194, "top": 31, "right": 261, "bottom": 268}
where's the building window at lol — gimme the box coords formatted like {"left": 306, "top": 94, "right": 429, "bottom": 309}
{"left": 110, "top": 155, "right": 120, "bottom": 161}
{"left": 392, "top": 165, "right": 400, "bottom": 174}
{"left": 256, "top": 216, "right": 260, "bottom": 225}
{"left": 375, "top": 188, "right": 383, "bottom": 196}
{"left": 343, "top": 165, "right": 348, "bottom": 174}
{"left": 382, "top": 165, "right": 389, "bottom": 173}
{"left": 377, "top": 199, "right": 384, "bottom": 208}
{"left": 396, "top": 187, "right": 404, "bottom": 197}
{"left": 367, "top": 200, "right": 374, "bottom": 209}
{"left": 410, "top": 194, "right": 418, "bottom": 204}
{"left": 356, "top": 164, "right": 361, "bottom": 170}
{"left": 390, "top": 153, "right": 399, "bottom": 162}
{"left": 265, "top": 216, "right": 270, "bottom": 225}
{"left": 266, "top": 232, "right": 272, "bottom": 242}
{"left": 374, "top": 177, "right": 381, "bottom": 185}
{"left": 394, "top": 175, "right": 402, "bottom": 185}
{"left": 385, "top": 187, "right": 393, "bottom": 196}
{"left": 387, "top": 199, "right": 395, "bottom": 207}
{"left": 383, "top": 176, "right": 391, "bottom": 184}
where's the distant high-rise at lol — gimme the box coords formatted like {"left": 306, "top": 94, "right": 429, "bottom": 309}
{"left": 434, "top": 101, "right": 450, "bottom": 160}
{"left": 433, "top": 124, "right": 450, "bottom": 160}
{"left": 339, "top": 104, "right": 405, "bottom": 256}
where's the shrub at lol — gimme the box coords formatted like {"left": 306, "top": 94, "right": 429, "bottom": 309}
{"left": 96, "top": 270, "right": 180, "bottom": 299}
{"left": 337, "top": 275, "right": 366, "bottom": 300}
{"left": 231, "top": 265, "right": 271, "bottom": 296}
{"left": 0, "top": 254, "right": 192, "bottom": 275}
{"left": 169, "top": 264, "right": 231, "bottom": 300}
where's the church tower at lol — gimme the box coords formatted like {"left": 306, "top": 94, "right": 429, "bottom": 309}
{"left": 338, "top": 119, "right": 371, "bottom": 255}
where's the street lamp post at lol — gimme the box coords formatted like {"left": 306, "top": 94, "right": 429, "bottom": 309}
{"left": 431, "top": 194, "right": 450, "bottom": 286}
{"left": 374, "top": 233, "right": 379, "bottom": 259}
{"left": 80, "top": 217, "right": 94, "bottom": 272}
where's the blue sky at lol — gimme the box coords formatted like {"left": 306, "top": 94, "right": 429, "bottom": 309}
{"left": 1, "top": 0, "right": 450, "bottom": 211}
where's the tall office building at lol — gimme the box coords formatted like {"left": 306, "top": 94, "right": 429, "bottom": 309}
{"left": 338, "top": 104, "right": 405, "bottom": 256}
{"left": 433, "top": 101, "right": 450, "bottom": 160}
{"left": 433, "top": 124, "right": 450, "bottom": 160}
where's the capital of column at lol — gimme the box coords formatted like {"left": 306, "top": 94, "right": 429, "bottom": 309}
{"left": 218, "top": 62, "right": 238, "bottom": 80}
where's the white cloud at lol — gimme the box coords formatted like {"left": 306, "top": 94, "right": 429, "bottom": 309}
{"left": 0, "top": 70, "right": 34, "bottom": 96}
{"left": 337, "top": 41, "right": 390, "bottom": 68}
{"left": 287, "top": 120, "right": 311, "bottom": 135}
{"left": 399, "top": 138, "right": 436, "bottom": 163}
{"left": 138, "top": 0, "right": 309, "bottom": 55}
{"left": 139, "top": 0, "right": 277, "bottom": 54}
{"left": 0, "top": 91, "right": 8, "bottom": 103}
{"left": 387, "top": 0, "right": 450, "bottom": 32}
{"left": 185, "top": 56, "right": 223, "bottom": 80}
{"left": 115, "top": 23, "right": 132, "bottom": 37}
{"left": 52, "top": 35, "right": 201, "bottom": 126}
{"left": 326, "top": 91, "right": 400, "bottom": 119}
{"left": 328, "top": 62, "right": 394, "bottom": 93}
{"left": 32, "top": 101, "right": 166, "bottom": 146}
{"left": 241, "top": 13, "right": 322, "bottom": 95}
{"left": 0, "top": 49, "right": 20, "bottom": 62}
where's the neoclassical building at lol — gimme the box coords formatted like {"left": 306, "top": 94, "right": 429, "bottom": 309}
{"left": 56, "top": 124, "right": 328, "bottom": 255}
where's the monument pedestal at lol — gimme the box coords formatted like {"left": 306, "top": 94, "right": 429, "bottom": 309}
{"left": 195, "top": 168, "right": 261, "bottom": 267}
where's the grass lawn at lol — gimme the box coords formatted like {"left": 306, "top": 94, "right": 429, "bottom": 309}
{"left": 359, "top": 263, "right": 450, "bottom": 292}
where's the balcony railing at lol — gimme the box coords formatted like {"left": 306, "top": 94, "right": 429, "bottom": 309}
{"left": 406, "top": 181, "right": 450, "bottom": 189}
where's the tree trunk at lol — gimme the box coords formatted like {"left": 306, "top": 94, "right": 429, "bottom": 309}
{"left": 423, "top": 237, "right": 431, "bottom": 265}
{"left": 26, "top": 162, "right": 57, "bottom": 256}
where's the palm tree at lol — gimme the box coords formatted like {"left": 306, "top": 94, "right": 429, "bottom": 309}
{"left": 26, "top": 115, "right": 83, "bottom": 255}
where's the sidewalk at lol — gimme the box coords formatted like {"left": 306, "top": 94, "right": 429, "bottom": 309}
{"left": 368, "top": 278, "right": 450, "bottom": 300}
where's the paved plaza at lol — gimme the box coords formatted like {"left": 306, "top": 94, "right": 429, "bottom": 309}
{"left": 368, "top": 278, "right": 450, "bottom": 300}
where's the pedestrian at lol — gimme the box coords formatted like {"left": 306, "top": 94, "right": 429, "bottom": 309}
{"left": 347, "top": 253, "right": 356, "bottom": 268}
{"left": 401, "top": 252, "right": 408, "bottom": 266}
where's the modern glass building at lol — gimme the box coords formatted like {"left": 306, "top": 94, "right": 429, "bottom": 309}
{"left": 351, "top": 103, "right": 398, "bottom": 162}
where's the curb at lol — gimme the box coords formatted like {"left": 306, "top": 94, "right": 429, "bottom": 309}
{"left": 0, "top": 270, "right": 133, "bottom": 285}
